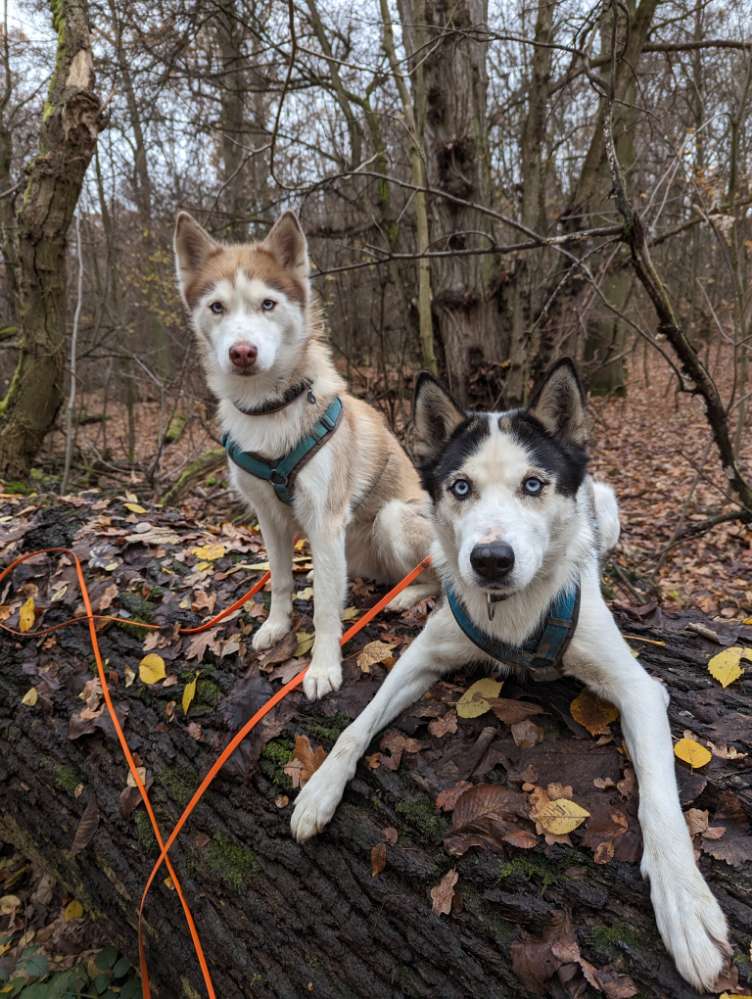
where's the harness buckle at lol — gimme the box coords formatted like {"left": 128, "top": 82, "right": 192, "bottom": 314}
{"left": 269, "top": 469, "right": 288, "bottom": 486}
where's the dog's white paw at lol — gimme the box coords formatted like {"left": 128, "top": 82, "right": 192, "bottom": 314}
{"left": 387, "top": 584, "right": 432, "bottom": 612}
{"left": 290, "top": 758, "right": 349, "bottom": 842}
{"left": 252, "top": 616, "right": 291, "bottom": 652}
{"left": 303, "top": 649, "right": 342, "bottom": 700}
{"left": 646, "top": 859, "right": 730, "bottom": 991}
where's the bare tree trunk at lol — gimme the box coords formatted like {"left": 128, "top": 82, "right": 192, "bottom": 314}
{"left": 217, "top": 0, "right": 248, "bottom": 241}
{"left": 505, "top": 0, "right": 554, "bottom": 405}
{"left": 0, "top": 0, "right": 103, "bottom": 478}
{"left": 402, "top": 0, "right": 498, "bottom": 402}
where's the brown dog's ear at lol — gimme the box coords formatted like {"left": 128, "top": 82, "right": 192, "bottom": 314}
{"left": 261, "top": 211, "right": 308, "bottom": 278}
{"left": 412, "top": 371, "right": 465, "bottom": 463}
{"left": 174, "top": 212, "right": 218, "bottom": 305}
{"left": 528, "top": 358, "right": 588, "bottom": 446}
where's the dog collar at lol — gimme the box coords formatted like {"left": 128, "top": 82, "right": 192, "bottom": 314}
{"left": 446, "top": 581, "right": 580, "bottom": 680}
{"left": 233, "top": 379, "right": 316, "bottom": 417}
{"left": 222, "top": 396, "right": 343, "bottom": 505}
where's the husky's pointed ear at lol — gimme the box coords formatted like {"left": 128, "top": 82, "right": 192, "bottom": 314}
{"left": 174, "top": 212, "right": 218, "bottom": 305}
{"left": 528, "top": 358, "right": 588, "bottom": 446}
{"left": 412, "top": 371, "right": 465, "bottom": 462}
{"left": 262, "top": 211, "right": 308, "bottom": 278}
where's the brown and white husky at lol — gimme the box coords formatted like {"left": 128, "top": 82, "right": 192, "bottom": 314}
{"left": 174, "top": 211, "right": 438, "bottom": 699}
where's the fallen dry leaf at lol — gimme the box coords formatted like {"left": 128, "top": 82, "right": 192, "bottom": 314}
{"left": 371, "top": 842, "right": 387, "bottom": 877}
{"left": 18, "top": 595, "right": 36, "bottom": 633}
{"left": 444, "top": 783, "right": 536, "bottom": 856}
{"left": 511, "top": 719, "right": 544, "bottom": 749}
{"left": 674, "top": 737, "right": 712, "bottom": 769}
{"left": 430, "top": 868, "right": 458, "bottom": 915}
{"left": 191, "top": 543, "right": 226, "bottom": 562}
{"left": 435, "top": 781, "right": 473, "bottom": 812}
{"left": 570, "top": 689, "right": 619, "bottom": 736}
{"left": 532, "top": 793, "right": 590, "bottom": 836}
{"left": 707, "top": 646, "right": 751, "bottom": 687}
{"left": 428, "top": 711, "right": 458, "bottom": 738}
{"left": 21, "top": 687, "right": 38, "bottom": 707}
{"left": 378, "top": 730, "right": 424, "bottom": 771}
{"left": 456, "top": 677, "right": 502, "bottom": 719}
{"left": 182, "top": 672, "right": 199, "bottom": 715}
{"left": 70, "top": 796, "right": 100, "bottom": 855}
{"left": 139, "top": 653, "right": 166, "bottom": 685}
{"left": 283, "top": 734, "right": 327, "bottom": 789}
{"left": 356, "top": 640, "right": 395, "bottom": 673}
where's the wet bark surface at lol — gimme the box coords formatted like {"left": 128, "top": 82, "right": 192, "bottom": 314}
{"left": 1, "top": 505, "right": 751, "bottom": 999}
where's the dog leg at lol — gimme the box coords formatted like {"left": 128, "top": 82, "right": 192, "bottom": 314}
{"left": 292, "top": 617, "right": 448, "bottom": 840}
{"left": 371, "top": 499, "right": 440, "bottom": 608}
{"left": 251, "top": 513, "right": 295, "bottom": 652}
{"left": 566, "top": 595, "right": 730, "bottom": 992}
{"left": 303, "top": 522, "right": 348, "bottom": 700}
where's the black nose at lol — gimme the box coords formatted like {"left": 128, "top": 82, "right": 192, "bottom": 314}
{"left": 470, "top": 542, "right": 515, "bottom": 581}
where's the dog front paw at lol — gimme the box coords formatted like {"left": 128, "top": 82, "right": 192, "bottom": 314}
{"left": 646, "top": 860, "right": 730, "bottom": 991}
{"left": 290, "top": 759, "right": 348, "bottom": 842}
{"left": 252, "top": 616, "right": 291, "bottom": 652}
{"left": 302, "top": 645, "right": 342, "bottom": 700}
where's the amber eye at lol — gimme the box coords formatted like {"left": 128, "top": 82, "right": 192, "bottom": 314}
{"left": 209, "top": 301, "right": 225, "bottom": 315}
{"left": 261, "top": 299, "right": 276, "bottom": 311}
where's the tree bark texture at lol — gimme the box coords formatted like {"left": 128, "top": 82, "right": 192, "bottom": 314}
{"left": 401, "top": 0, "right": 500, "bottom": 402}
{"left": 1, "top": 506, "right": 751, "bottom": 999}
{"left": 0, "top": 0, "right": 103, "bottom": 478}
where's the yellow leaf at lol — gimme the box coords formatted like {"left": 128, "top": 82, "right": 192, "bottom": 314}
{"left": 295, "top": 631, "right": 314, "bottom": 657}
{"left": 536, "top": 798, "right": 590, "bottom": 836}
{"left": 191, "top": 543, "right": 226, "bottom": 562}
{"left": 19, "top": 596, "right": 35, "bottom": 633}
{"left": 0, "top": 896, "right": 21, "bottom": 916}
{"left": 356, "top": 640, "right": 395, "bottom": 673}
{"left": 163, "top": 876, "right": 175, "bottom": 891}
{"left": 570, "top": 690, "right": 619, "bottom": 736}
{"left": 21, "top": 687, "right": 38, "bottom": 707}
{"left": 341, "top": 606, "right": 358, "bottom": 621}
{"left": 296, "top": 586, "right": 314, "bottom": 602}
{"left": 182, "top": 672, "right": 199, "bottom": 715}
{"left": 195, "top": 561, "right": 212, "bottom": 572}
{"left": 674, "top": 737, "right": 712, "bottom": 769}
{"left": 456, "top": 678, "right": 503, "bottom": 719}
{"left": 294, "top": 538, "right": 307, "bottom": 552}
{"left": 708, "top": 646, "right": 751, "bottom": 688}
{"left": 139, "top": 653, "right": 166, "bottom": 685}
{"left": 124, "top": 502, "right": 147, "bottom": 514}
{"left": 63, "top": 899, "right": 84, "bottom": 921}
{"left": 124, "top": 666, "right": 135, "bottom": 688}
{"left": 126, "top": 766, "right": 147, "bottom": 788}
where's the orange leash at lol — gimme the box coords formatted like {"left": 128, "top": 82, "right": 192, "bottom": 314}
{"left": 0, "top": 548, "right": 222, "bottom": 998}
{"left": 2, "top": 547, "right": 431, "bottom": 997}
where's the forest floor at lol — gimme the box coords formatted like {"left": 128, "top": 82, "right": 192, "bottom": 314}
{"left": 37, "top": 350, "right": 752, "bottom": 623}
{"left": 1, "top": 350, "right": 749, "bottom": 996}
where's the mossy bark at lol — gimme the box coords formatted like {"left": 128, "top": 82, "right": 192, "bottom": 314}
{"left": 0, "top": 0, "right": 103, "bottom": 477}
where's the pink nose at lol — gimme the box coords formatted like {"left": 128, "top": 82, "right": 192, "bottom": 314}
{"left": 229, "top": 343, "right": 258, "bottom": 369}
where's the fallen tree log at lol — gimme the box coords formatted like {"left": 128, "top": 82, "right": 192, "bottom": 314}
{"left": 1, "top": 498, "right": 751, "bottom": 998}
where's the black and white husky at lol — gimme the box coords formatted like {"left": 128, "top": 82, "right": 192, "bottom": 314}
{"left": 291, "top": 360, "right": 730, "bottom": 992}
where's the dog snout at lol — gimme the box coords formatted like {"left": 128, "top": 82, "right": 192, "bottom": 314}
{"left": 470, "top": 541, "right": 515, "bottom": 582}
{"left": 229, "top": 342, "right": 258, "bottom": 371}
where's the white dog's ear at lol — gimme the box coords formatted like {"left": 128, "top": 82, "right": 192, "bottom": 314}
{"left": 412, "top": 371, "right": 465, "bottom": 462}
{"left": 174, "top": 212, "right": 218, "bottom": 305}
{"left": 529, "top": 358, "right": 588, "bottom": 446}
{"left": 262, "top": 211, "right": 308, "bottom": 278}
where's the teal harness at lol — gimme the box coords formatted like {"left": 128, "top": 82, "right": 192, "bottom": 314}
{"left": 446, "top": 582, "right": 580, "bottom": 679}
{"left": 222, "top": 396, "right": 344, "bottom": 505}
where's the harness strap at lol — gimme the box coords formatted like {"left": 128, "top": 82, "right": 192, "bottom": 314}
{"left": 223, "top": 396, "right": 344, "bottom": 504}
{"left": 446, "top": 581, "right": 580, "bottom": 679}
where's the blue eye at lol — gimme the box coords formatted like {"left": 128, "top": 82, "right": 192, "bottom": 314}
{"left": 523, "top": 476, "right": 544, "bottom": 496}
{"left": 209, "top": 301, "right": 224, "bottom": 315}
{"left": 450, "top": 479, "right": 471, "bottom": 500}
{"left": 261, "top": 299, "right": 276, "bottom": 311}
